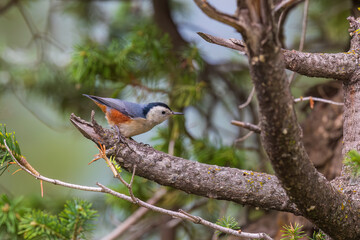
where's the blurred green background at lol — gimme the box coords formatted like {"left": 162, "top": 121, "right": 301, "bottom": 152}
{"left": 0, "top": 0, "right": 351, "bottom": 239}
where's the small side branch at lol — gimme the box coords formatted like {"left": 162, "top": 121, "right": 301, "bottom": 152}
{"left": 274, "top": 0, "right": 304, "bottom": 13}
{"left": 294, "top": 96, "right": 344, "bottom": 106}
{"left": 231, "top": 120, "right": 261, "bottom": 133}
{"left": 198, "top": 32, "right": 246, "bottom": 52}
{"left": 238, "top": 87, "right": 255, "bottom": 109}
{"left": 193, "top": 0, "right": 245, "bottom": 32}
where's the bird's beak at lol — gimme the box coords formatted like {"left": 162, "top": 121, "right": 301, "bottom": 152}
{"left": 172, "top": 112, "right": 183, "bottom": 115}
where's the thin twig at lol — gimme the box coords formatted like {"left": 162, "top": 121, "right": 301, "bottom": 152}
{"left": 294, "top": 96, "right": 343, "bottom": 106}
{"left": 235, "top": 131, "right": 254, "bottom": 143}
{"left": 239, "top": 87, "right": 255, "bottom": 109}
{"left": 4, "top": 140, "right": 104, "bottom": 193}
{"left": 97, "top": 183, "right": 273, "bottom": 240}
{"left": 193, "top": 0, "right": 245, "bottom": 32}
{"left": 274, "top": 0, "right": 303, "bottom": 13}
{"left": 179, "top": 209, "right": 201, "bottom": 223}
{"left": 166, "top": 198, "right": 208, "bottom": 228}
{"left": 231, "top": 120, "right": 261, "bottom": 133}
{"left": 101, "top": 188, "right": 167, "bottom": 240}
{"left": 289, "top": 0, "right": 309, "bottom": 84}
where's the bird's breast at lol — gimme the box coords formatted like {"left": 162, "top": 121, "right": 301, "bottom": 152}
{"left": 116, "top": 118, "right": 157, "bottom": 137}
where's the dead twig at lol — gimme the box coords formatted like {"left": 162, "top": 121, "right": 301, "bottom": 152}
{"left": 294, "top": 96, "right": 343, "bottom": 106}
{"left": 231, "top": 120, "right": 261, "bottom": 133}
{"left": 238, "top": 87, "right": 255, "bottom": 109}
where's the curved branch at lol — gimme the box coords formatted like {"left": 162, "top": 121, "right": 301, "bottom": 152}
{"left": 274, "top": 0, "right": 304, "bottom": 13}
{"left": 70, "top": 113, "right": 300, "bottom": 215}
{"left": 193, "top": 0, "right": 245, "bottom": 32}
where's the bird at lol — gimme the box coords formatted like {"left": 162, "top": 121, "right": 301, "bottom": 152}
{"left": 83, "top": 94, "right": 183, "bottom": 137}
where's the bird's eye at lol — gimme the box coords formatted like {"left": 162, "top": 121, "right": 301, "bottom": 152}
{"left": 162, "top": 111, "right": 166, "bottom": 115}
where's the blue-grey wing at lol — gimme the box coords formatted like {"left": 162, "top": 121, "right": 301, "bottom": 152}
{"left": 83, "top": 95, "right": 146, "bottom": 119}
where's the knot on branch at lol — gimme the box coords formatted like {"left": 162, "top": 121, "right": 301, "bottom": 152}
{"left": 70, "top": 111, "right": 117, "bottom": 147}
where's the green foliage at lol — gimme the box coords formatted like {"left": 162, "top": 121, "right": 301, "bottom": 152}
{"left": 19, "top": 199, "right": 97, "bottom": 240}
{"left": 0, "top": 124, "right": 22, "bottom": 175}
{"left": 192, "top": 139, "right": 245, "bottom": 168}
{"left": 0, "top": 195, "right": 97, "bottom": 240}
{"left": 215, "top": 216, "right": 240, "bottom": 235}
{"left": 71, "top": 24, "right": 173, "bottom": 85}
{"left": 309, "top": 230, "right": 326, "bottom": 240}
{"left": 280, "top": 223, "right": 306, "bottom": 240}
{"left": 344, "top": 150, "right": 360, "bottom": 177}
{"left": 152, "top": 128, "right": 190, "bottom": 159}
{"left": 0, "top": 194, "right": 28, "bottom": 239}
{"left": 70, "top": 22, "right": 204, "bottom": 108}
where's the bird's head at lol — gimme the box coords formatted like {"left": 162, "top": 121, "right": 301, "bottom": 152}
{"left": 144, "top": 102, "right": 183, "bottom": 124}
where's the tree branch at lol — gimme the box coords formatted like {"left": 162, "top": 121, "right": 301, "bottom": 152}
{"left": 219, "top": 1, "right": 359, "bottom": 239}
{"left": 294, "top": 96, "right": 343, "bottom": 106}
{"left": 231, "top": 120, "right": 261, "bottom": 133}
{"left": 70, "top": 113, "right": 300, "bottom": 215}
{"left": 193, "top": 0, "right": 245, "bottom": 32}
{"left": 274, "top": 0, "right": 304, "bottom": 13}
{"left": 5, "top": 140, "right": 272, "bottom": 240}
{"left": 198, "top": 32, "right": 359, "bottom": 81}
{"left": 97, "top": 183, "right": 273, "bottom": 240}
{"left": 101, "top": 188, "right": 167, "bottom": 240}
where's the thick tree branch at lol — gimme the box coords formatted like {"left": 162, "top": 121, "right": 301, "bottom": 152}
{"left": 343, "top": 17, "right": 360, "bottom": 157}
{"left": 70, "top": 113, "right": 300, "bottom": 215}
{"left": 283, "top": 50, "right": 358, "bottom": 81}
{"left": 198, "top": 1, "right": 360, "bottom": 238}
{"left": 198, "top": 32, "right": 360, "bottom": 81}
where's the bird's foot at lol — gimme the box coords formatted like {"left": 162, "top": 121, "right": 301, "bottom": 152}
{"left": 139, "top": 142, "right": 151, "bottom": 147}
{"left": 112, "top": 126, "right": 136, "bottom": 153}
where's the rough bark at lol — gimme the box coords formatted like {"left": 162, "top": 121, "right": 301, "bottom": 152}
{"left": 70, "top": 113, "right": 300, "bottom": 215}
{"left": 194, "top": 1, "right": 360, "bottom": 239}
